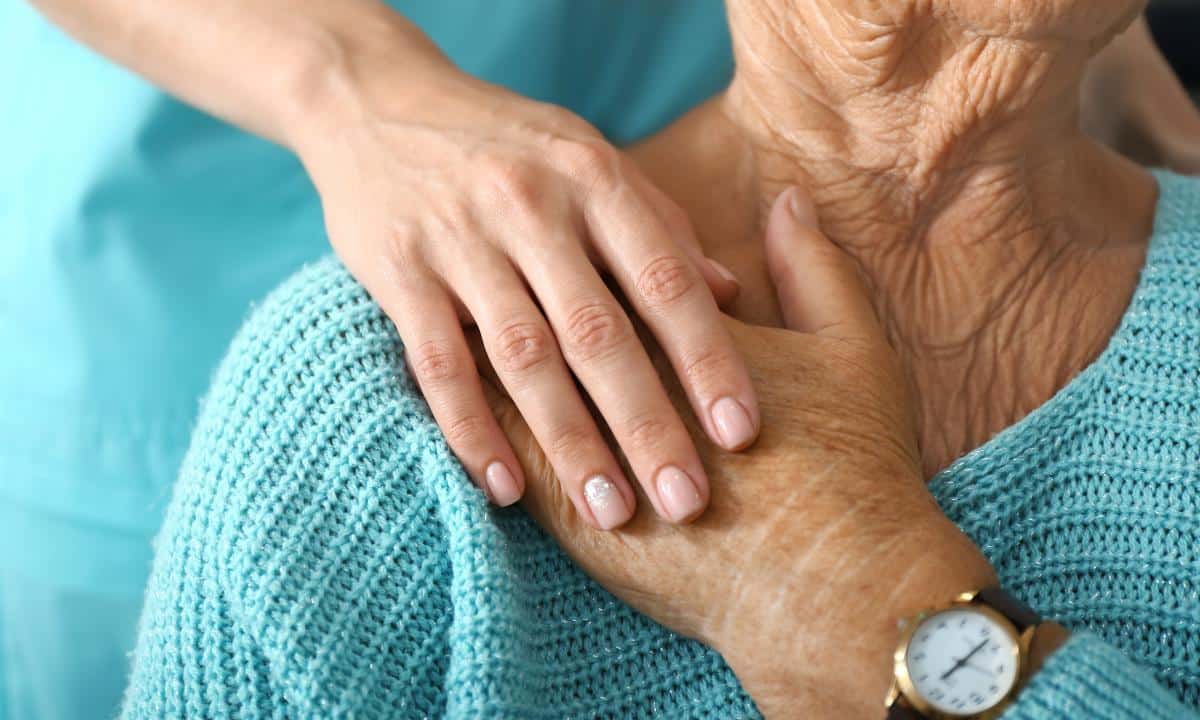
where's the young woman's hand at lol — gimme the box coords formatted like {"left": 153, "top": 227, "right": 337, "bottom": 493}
{"left": 1083, "top": 15, "right": 1200, "bottom": 173}
{"left": 293, "top": 56, "right": 758, "bottom": 530}
{"left": 484, "top": 188, "right": 995, "bottom": 718}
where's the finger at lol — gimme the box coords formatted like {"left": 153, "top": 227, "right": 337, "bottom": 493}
{"left": 764, "top": 186, "right": 883, "bottom": 341}
{"left": 445, "top": 246, "right": 639, "bottom": 531}
{"left": 384, "top": 271, "right": 525, "bottom": 507}
{"left": 507, "top": 235, "right": 712, "bottom": 524}
{"left": 476, "top": 372, "right": 635, "bottom": 555}
{"left": 631, "top": 171, "right": 742, "bottom": 308}
{"left": 476, "top": 371, "right": 562, "bottom": 530}
{"left": 585, "top": 177, "right": 761, "bottom": 453}
{"left": 691, "top": 247, "right": 742, "bottom": 311}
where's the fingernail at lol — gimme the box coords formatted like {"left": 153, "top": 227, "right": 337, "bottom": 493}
{"left": 711, "top": 396, "right": 756, "bottom": 450}
{"left": 784, "top": 187, "right": 819, "bottom": 229}
{"left": 656, "top": 466, "right": 704, "bottom": 523}
{"left": 583, "top": 475, "right": 632, "bottom": 530}
{"left": 485, "top": 462, "right": 522, "bottom": 507}
{"left": 707, "top": 258, "right": 740, "bottom": 286}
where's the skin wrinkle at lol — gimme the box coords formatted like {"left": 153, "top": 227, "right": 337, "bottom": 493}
{"left": 631, "top": 0, "right": 1156, "bottom": 477}
{"left": 467, "top": 3, "right": 1179, "bottom": 714}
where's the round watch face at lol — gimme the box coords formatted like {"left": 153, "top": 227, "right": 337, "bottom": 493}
{"left": 902, "top": 607, "right": 1020, "bottom": 716}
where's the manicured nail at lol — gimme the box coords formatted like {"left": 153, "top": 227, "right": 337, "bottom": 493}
{"left": 485, "top": 462, "right": 522, "bottom": 507}
{"left": 784, "top": 186, "right": 819, "bottom": 229}
{"left": 583, "top": 475, "right": 632, "bottom": 530}
{"left": 708, "top": 258, "right": 740, "bottom": 286}
{"left": 711, "top": 396, "right": 756, "bottom": 450}
{"left": 656, "top": 466, "right": 704, "bottom": 523}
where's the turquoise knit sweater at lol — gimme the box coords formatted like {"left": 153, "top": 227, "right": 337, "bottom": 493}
{"left": 122, "top": 172, "right": 1200, "bottom": 719}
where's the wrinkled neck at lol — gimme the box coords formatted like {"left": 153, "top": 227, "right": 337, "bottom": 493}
{"left": 721, "top": 0, "right": 1109, "bottom": 249}
{"left": 630, "top": 1, "right": 1157, "bottom": 474}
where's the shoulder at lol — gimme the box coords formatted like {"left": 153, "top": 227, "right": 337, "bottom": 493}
{"left": 125, "top": 257, "right": 464, "bottom": 717}
{"left": 930, "top": 173, "right": 1200, "bottom": 708}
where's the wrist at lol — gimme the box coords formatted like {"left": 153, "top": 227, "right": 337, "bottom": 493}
{"left": 717, "top": 516, "right": 996, "bottom": 719}
{"left": 271, "top": 3, "right": 457, "bottom": 155}
{"left": 1027, "top": 621, "right": 1070, "bottom": 675}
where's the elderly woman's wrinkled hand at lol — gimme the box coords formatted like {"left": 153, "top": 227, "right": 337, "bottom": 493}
{"left": 483, "top": 187, "right": 996, "bottom": 719}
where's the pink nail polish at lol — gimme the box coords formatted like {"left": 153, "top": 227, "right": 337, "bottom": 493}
{"left": 656, "top": 466, "right": 704, "bottom": 523}
{"left": 583, "top": 475, "right": 631, "bottom": 530}
{"left": 485, "top": 462, "right": 522, "bottom": 507}
{"left": 711, "top": 396, "right": 756, "bottom": 450}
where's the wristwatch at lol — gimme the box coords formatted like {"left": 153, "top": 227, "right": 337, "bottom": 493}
{"left": 884, "top": 587, "right": 1042, "bottom": 719}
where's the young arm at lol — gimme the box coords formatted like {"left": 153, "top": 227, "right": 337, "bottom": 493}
{"left": 30, "top": 0, "right": 760, "bottom": 529}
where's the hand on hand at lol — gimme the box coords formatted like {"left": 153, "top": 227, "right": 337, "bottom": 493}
{"left": 295, "top": 63, "right": 758, "bottom": 529}
{"left": 1083, "top": 15, "right": 1200, "bottom": 174}
{"left": 485, "top": 188, "right": 996, "bottom": 718}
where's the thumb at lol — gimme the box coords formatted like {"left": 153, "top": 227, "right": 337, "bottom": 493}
{"left": 764, "top": 186, "right": 882, "bottom": 340}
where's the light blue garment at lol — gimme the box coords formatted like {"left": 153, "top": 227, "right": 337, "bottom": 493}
{"left": 120, "top": 172, "right": 1200, "bottom": 718}
{"left": 0, "top": 3, "right": 732, "bottom": 717}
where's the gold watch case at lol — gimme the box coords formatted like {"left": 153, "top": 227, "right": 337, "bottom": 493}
{"left": 885, "top": 591, "right": 1035, "bottom": 720}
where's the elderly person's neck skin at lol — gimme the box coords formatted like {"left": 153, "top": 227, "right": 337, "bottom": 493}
{"left": 634, "top": 0, "right": 1159, "bottom": 475}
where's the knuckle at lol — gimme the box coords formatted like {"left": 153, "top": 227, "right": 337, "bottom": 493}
{"left": 427, "top": 199, "right": 476, "bottom": 238}
{"left": 554, "top": 138, "right": 619, "bottom": 186}
{"left": 623, "top": 413, "right": 672, "bottom": 454}
{"left": 681, "top": 345, "right": 738, "bottom": 389}
{"left": 386, "top": 219, "right": 426, "bottom": 267}
{"left": 493, "top": 319, "right": 555, "bottom": 375}
{"left": 483, "top": 159, "right": 543, "bottom": 214}
{"left": 408, "top": 340, "right": 464, "bottom": 385}
{"left": 561, "top": 300, "right": 632, "bottom": 362}
{"left": 540, "top": 104, "right": 590, "bottom": 131}
{"left": 545, "top": 423, "right": 595, "bottom": 465}
{"left": 441, "top": 412, "right": 489, "bottom": 448}
{"left": 636, "top": 255, "right": 698, "bottom": 308}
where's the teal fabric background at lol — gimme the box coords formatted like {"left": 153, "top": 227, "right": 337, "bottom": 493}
{"left": 0, "top": 3, "right": 732, "bottom": 718}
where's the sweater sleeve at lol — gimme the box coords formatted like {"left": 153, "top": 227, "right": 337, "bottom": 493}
{"left": 1002, "top": 633, "right": 1197, "bottom": 720}
{"left": 121, "top": 257, "right": 461, "bottom": 718}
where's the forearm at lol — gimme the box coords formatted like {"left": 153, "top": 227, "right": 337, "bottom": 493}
{"left": 28, "top": 0, "right": 449, "bottom": 146}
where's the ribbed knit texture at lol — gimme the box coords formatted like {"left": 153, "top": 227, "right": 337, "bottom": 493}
{"left": 122, "top": 172, "right": 1200, "bottom": 719}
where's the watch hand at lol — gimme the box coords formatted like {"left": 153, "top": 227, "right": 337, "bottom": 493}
{"left": 961, "top": 638, "right": 990, "bottom": 664}
{"left": 940, "top": 638, "right": 990, "bottom": 681}
{"left": 941, "top": 660, "right": 963, "bottom": 680}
